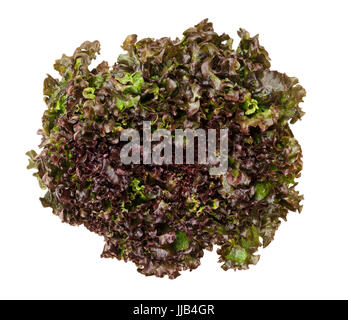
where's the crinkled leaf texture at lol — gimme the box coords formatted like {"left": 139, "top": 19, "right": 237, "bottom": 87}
{"left": 27, "top": 19, "right": 305, "bottom": 279}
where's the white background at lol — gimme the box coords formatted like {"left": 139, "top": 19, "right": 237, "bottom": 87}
{"left": 1, "top": 0, "right": 347, "bottom": 300}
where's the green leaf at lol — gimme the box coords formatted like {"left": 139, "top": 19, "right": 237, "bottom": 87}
{"left": 83, "top": 87, "right": 96, "bottom": 100}
{"left": 26, "top": 150, "right": 37, "bottom": 170}
{"left": 227, "top": 246, "right": 248, "bottom": 264}
{"left": 243, "top": 96, "right": 259, "bottom": 115}
{"left": 118, "top": 72, "right": 144, "bottom": 95}
{"left": 173, "top": 232, "right": 189, "bottom": 251}
{"left": 254, "top": 181, "right": 273, "bottom": 201}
